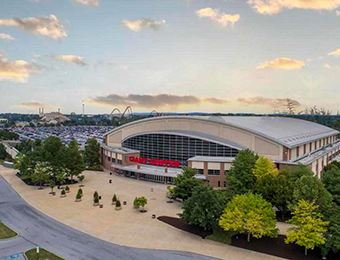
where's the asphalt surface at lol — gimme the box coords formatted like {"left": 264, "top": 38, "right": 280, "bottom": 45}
{"left": 0, "top": 174, "right": 216, "bottom": 260}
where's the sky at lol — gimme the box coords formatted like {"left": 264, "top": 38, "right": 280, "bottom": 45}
{"left": 0, "top": 0, "right": 340, "bottom": 115}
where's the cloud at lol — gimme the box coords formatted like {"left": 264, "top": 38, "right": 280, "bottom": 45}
{"left": 18, "top": 101, "right": 56, "bottom": 109}
{"left": 0, "top": 33, "right": 14, "bottom": 41}
{"left": 324, "top": 63, "right": 332, "bottom": 69}
{"left": 238, "top": 97, "right": 301, "bottom": 108}
{"left": 248, "top": 0, "right": 340, "bottom": 15}
{"left": 122, "top": 19, "right": 166, "bottom": 32}
{"left": 0, "top": 15, "right": 67, "bottom": 40}
{"left": 196, "top": 7, "right": 240, "bottom": 27}
{"left": 257, "top": 58, "right": 305, "bottom": 70}
{"left": 204, "top": 97, "right": 228, "bottom": 104}
{"left": 75, "top": 0, "right": 99, "bottom": 7}
{"left": 328, "top": 48, "right": 340, "bottom": 57}
{"left": 56, "top": 55, "right": 87, "bottom": 66}
{"left": 0, "top": 52, "right": 41, "bottom": 83}
{"left": 90, "top": 94, "right": 228, "bottom": 109}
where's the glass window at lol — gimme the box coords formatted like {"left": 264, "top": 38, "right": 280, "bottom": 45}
{"left": 122, "top": 133, "right": 239, "bottom": 167}
{"left": 196, "top": 169, "right": 204, "bottom": 175}
{"left": 208, "top": 169, "right": 220, "bottom": 175}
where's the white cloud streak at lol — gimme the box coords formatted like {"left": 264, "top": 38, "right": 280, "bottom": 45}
{"left": 122, "top": 19, "right": 166, "bottom": 32}
{"left": 0, "top": 15, "right": 67, "bottom": 40}
{"left": 248, "top": 0, "right": 340, "bottom": 15}
{"left": 56, "top": 55, "right": 87, "bottom": 66}
{"left": 75, "top": 0, "right": 99, "bottom": 7}
{"left": 257, "top": 58, "right": 305, "bottom": 70}
{"left": 196, "top": 7, "right": 240, "bottom": 27}
{"left": 0, "top": 33, "right": 14, "bottom": 41}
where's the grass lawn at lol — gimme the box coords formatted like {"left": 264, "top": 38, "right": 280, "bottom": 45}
{"left": 0, "top": 223, "right": 18, "bottom": 239}
{"left": 25, "top": 248, "right": 64, "bottom": 260}
{"left": 206, "top": 226, "right": 237, "bottom": 245}
{"left": 0, "top": 160, "right": 4, "bottom": 165}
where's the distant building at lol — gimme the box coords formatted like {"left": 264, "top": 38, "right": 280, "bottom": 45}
{"left": 15, "top": 121, "right": 29, "bottom": 127}
{"left": 41, "top": 112, "right": 71, "bottom": 124}
{"left": 0, "top": 118, "right": 8, "bottom": 125}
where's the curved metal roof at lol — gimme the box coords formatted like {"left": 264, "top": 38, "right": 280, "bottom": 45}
{"left": 105, "top": 116, "right": 339, "bottom": 149}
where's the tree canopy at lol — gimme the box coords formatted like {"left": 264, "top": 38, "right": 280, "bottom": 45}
{"left": 322, "top": 168, "right": 340, "bottom": 205}
{"left": 219, "top": 193, "right": 278, "bottom": 242}
{"left": 252, "top": 156, "right": 278, "bottom": 180}
{"left": 226, "top": 149, "right": 258, "bottom": 195}
{"left": 84, "top": 138, "right": 100, "bottom": 167}
{"left": 181, "top": 185, "right": 228, "bottom": 230}
{"left": 65, "top": 140, "right": 85, "bottom": 180}
{"left": 285, "top": 200, "right": 329, "bottom": 256}
{"left": 173, "top": 167, "right": 203, "bottom": 201}
{"left": 293, "top": 175, "right": 333, "bottom": 215}
{"left": 255, "top": 171, "right": 294, "bottom": 219}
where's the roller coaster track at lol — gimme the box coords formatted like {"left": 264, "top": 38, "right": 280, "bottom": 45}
{"left": 109, "top": 106, "right": 132, "bottom": 119}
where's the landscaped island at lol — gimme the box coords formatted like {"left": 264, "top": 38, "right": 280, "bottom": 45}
{"left": 25, "top": 248, "right": 64, "bottom": 260}
{"left": 0, "top": 223, "right": 17, "bottom": 239}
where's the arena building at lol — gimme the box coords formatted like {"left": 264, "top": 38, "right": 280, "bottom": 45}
{"left": 101, "top": 116, "right": 340, "bottom": 188}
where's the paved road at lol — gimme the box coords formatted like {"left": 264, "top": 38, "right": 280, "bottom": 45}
{"left": 0, "top": 174, "right": 216, "bottom": 260}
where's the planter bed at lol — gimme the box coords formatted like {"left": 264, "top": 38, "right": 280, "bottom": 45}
{"left": 231, "top": 234, "right": 340, "bottom": 260}
{"left": 157, "top": 216, "right": 212, "bottom": 238}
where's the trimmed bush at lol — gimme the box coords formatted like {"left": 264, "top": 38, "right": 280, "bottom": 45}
{"left": 78, "top": 188, "right": 83, "bottom": 196}
{"left": 93, "top": 191, "right": 99, "bottom": 200}
{"left": 116, "top": 200, "right": 121, "bottom": 207}
{"left": 65, "top": 186, "right": 70, "bottom": 193}
{"left": 112, "top": 194, "right": 117, "bottom": 202}
{"left": 76, "top": 192, "right": 82, "bottom": 200}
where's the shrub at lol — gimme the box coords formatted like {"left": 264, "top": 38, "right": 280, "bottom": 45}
{"left": 112, "top": 194, "right": 117, "bottom": 202}
{"left": 87, "top": 165, "right": 103, "bottom": 171}
{"left": 65, "top": 185, "right": 70, "bottom": 191}
{"left": 76, "top": 192, "right": 82, "bottom": 200}
{"left": 116, "top": 200, "right": 121, "bottom": 207}
{"left": 94, "top": 196, "right": 99, "bottom": 204}
{"left": 61, "top": 189, "right": 66, "bottom": 195}
{"left": 93, "top": 191, "right": 99, "bottom": 200}
{"left": 78, "top": 188, "right": 83, "bottom": 196}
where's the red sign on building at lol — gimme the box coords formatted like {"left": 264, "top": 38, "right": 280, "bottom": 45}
{"left": 129, "top": 156, "right": 180, "bottom": 168}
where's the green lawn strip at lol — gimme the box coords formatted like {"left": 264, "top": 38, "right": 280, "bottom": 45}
{"left": 25, "top": 248, "right": 65, "bottom": 260}
{"left": 0, "top": 223, "right": 18, "bottom": 239}
{"left": 206, "top": 226, "right": 237, "bottom": 245}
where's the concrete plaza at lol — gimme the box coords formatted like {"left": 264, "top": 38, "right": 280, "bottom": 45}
{"left": 0, "top": 166, "right": 285, "bottom": 260}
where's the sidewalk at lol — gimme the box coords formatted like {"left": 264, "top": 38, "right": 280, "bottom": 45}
{"left": 0, "top": 166, "right": 286, "bottom": 260}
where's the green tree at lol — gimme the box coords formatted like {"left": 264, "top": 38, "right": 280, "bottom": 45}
{"left": 136, "top": 196, "right": 148, "bottom": 212}
{"left": 31, "top": 162, "right": 52, "bottom": 189}
{"left": 321, "top": 205, "right": 340, "bottom": 258}
{"left": 173, "top": 167, "right": 204, "bottom": 200}
{"left": 78, "top": 175, "right": 85, "bottom": 186}
{"left": 255, "top": 172, "right": 294, "bottom": 219}
{"left": 281, "top": 164, "right": 314, "bottom": 185}
{"left": 322, "top": 168, "right": 340, "bottom": 205}
{"left": 285, "top": 200, "right": 329, "bottom": 256}
{"left": 84, "top": 138, "right": 100, "bottom": 167}
{"left": 293, "top": 175, "right": 333, "bottom": 215}
{"left": 50, "top": 181, "right": 55, "bottom": 193}
{"left": 323, "top": 161, "right": 340, "bottom": 172}
{"left": 181, "top": 185, "right": 228, "bottom": 230}
{"left": 0, "top": 144, "right": 7, "bottom": 160}
{"left": 66, "top": 140, "right": 85, "bottom": 181}
{"left": 252, "top": 156, "right": 278, "bottom": 180}
{"left": 219, "top": 193, "right": 278, "bottom": 242}
{"left": 227, "top": 149, "right": 258, "bottom": 195}
{"left": 40, "top": 136, "right": 67, "bottom": 183}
